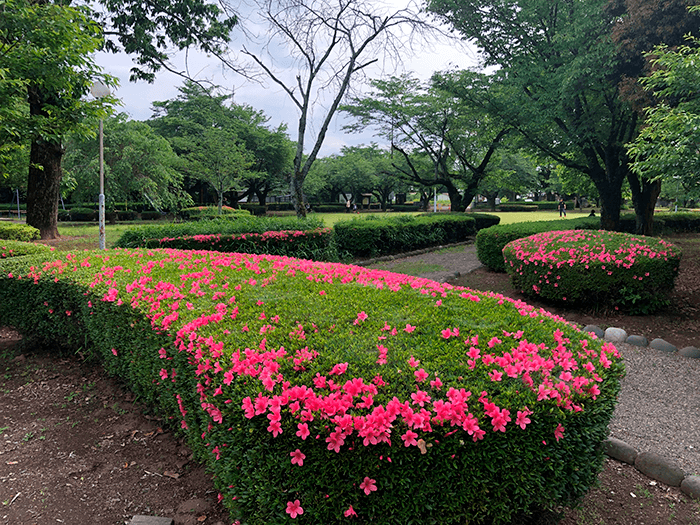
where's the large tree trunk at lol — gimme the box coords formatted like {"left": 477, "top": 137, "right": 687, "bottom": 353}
{"left": 588, "top": 166, "right": 624, "bottom": 231}
{"left": 291, "top": 172, "right": 307, "bottom": 218}
{"left": 26, "top": 138, "right": 62, "bottom": 240}
{"left": 628, "top": 173, "right": 661, "bottom": 236}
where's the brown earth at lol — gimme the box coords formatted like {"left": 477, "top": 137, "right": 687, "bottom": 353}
{"left": 0, "top": 233, "right": 699, "bottom": 524}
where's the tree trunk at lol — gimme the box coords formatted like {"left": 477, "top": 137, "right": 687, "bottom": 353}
{"left": 291, "top": 172, "right": 307, "bottom": 218}
{"left": 26, "top": 138, "right": 62, "bottom": 240}
{"left": 628, "top": 173, "right": 661, "bottom": 236}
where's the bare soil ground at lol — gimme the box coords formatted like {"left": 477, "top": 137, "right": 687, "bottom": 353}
{"left": 0, "top": 233, "right": 699, "bottom": 524}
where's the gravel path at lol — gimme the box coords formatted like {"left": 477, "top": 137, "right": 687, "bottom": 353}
{"left": 370, "top": 243, "right": 700, "bottom": 477}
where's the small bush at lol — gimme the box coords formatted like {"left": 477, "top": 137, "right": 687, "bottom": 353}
{"left": 239, "top": 203, "right": 267, "bottom": 216}
{"left": 334, "top": 214, "right": 476, "bottom": 258}
{"left": 503, "top": 230, "right": 681, "bottom": 313}
{"left": 653, "top": 212, "right": 700, "bottom": 233}
{"left": 117, "top": 210, "right": 138, "bottom": 221}
{"left": 476, "top": 217, "right": 601, "bottom": 272}
{"left": 535, "top": 201, "right": 576, "bottom": 211}
{"left": 0, "top": 249, "right": 624, "bottom": 525}
{"left": 69, "top": 207, "right": 97, "bottom": 221}
{"left": 498, "top": 203, "right": 538, "bottom": 212}
{"left": 466, "top": 212, "right": 501, "bottom": 231}
{"left": 0, "top": 240, "right": 53, "bottom": 258}
{"left": 0, "top": 223, "right": 40, "bottom": 242}
{"left": 140, "top": 211, "right": 164, "bottom": 220}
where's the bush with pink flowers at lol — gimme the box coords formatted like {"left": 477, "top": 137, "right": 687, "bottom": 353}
{"left": 503, "top": 230, "right": 681, "bottom": 313}
{"left": 0, "top": 249, "right": 625, "bottom": 524}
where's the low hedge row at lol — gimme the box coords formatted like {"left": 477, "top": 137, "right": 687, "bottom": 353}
{"left": 497, "top": 203, "right": 538, "bottom": 212}
{"left": 179, "top": 206, "right": 251, "bottom": 221}
{"left": 654, "top": 212, "right": 700, "bottom": 233}
{"left": 0, "top": 248, "right": 624, "bottom": 525}
{"left": 0, "top": 240, "right": 53, "bottom": 258}
{"left": 466, "top": 212, "right": 501, "bottom": 230}
{"left": 534, "top": 201, "right": 576, "bottom": 211}
{"left": 503, "top": 230, "right": 681, "bottom": 314}
{"left": 333, "top": 214, "right": 476, "bottom": 258}
{"left": 0, "top": 222, "right": 40, "bottom": 242}
{"left": 114, "top": 215, "right": 326, "bottom": 249}
{"left": 146, "top": 228, "right": 334, "bottom": 261}
{"left": 476, "top": 217, "right": 601, "bottom": 272}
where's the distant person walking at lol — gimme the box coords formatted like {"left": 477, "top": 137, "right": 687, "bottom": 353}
{"left": 346, "top": 199, "right": 351, "bottom": 213}
{"left": 558, "top": 198, "right": 567, "bottom": 218}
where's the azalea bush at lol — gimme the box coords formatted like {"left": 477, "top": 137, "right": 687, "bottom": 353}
{"left": 114, "top": 215, "right": 326, "bottom": 249}
{"left": 0, "top": 247, "right": 624, "bottom": 524}
{"left": 0, "top": 223, "right": 40, "bottom": 242}
{"left": 0, "top": 240, "right": 53, "bottom": 258}
{"left": 145, "top": 227, "right": 335, "bottom": 260}
{"left": 503, "top": 230, "right": 681, "bottom": 313}
{"left": 333, "top": 214, "right": 476, "bottom": 258}
{"left": 476, "top": 217, "right": 601, "bottom": 272}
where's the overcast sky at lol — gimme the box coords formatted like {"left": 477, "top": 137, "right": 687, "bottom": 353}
{"left": 93, "top": 1, "right": 480, "bottom": 157}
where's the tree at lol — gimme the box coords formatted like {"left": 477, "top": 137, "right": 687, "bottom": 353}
{"left": 240, "top": 0, "right": 430, "bottom": 217}
{"left": 626, "top": 30, "right": 700, "bottom": 200}
{"left": 62, "top": 114, "right": 192, "bottom": 212}
{"left": 0, "top": 0, "right": 237, "bottom": 239}
{"left": 343, "top": 73, "right": 510, "bottom": 212}
{"left": 477, "top": 151, "right": 538, "bottom": 209}
{"left": 149, "top": 82, "right": 293, "bottom": 209}
{"left": 428, "top": 0, "right": 700, "bottom": 234}
{"left": 0, "top": 0, "right": 114, "bottom": 238}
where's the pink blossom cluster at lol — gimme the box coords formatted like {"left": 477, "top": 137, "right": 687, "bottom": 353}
{"left": 12, "top": 247, "right": 623, "bottom": 521}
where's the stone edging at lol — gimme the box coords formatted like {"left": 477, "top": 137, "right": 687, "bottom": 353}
{"left": 586, "top": 324, "right": 700, "bottom": 500}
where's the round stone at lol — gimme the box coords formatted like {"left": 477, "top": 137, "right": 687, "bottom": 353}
{"left": 625, "top": 335, "right": 648, "bottom": 347}
{"left": 679, "top": 346, "right": 700, "bottom": 359}
{"left": 603, "top": 437, "right": 637, "bottom": 464}
{"left": 681, "top": 475, "right": 700, "bottom": 500}
{"left": 604, "top": 327, "right": 628, "bottom": 343}
{"left": 634, "top": 451, "right": 685, "bottom": 487}
{"left": 583, "top": 325, "right": 604, "bottom": 339}
{"left": 650, "top": 338, "right": 678, "bottom": 353}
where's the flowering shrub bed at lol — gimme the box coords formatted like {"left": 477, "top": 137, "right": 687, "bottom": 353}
{"left": 145, "top": 228, "right": 334, "bottom": 260}
{"left": 0, "top": 223, "right": 40, "bottom": 242}
{"left": 503, "top": 230, "right": 681, "bottom": 313}
{"left": 0, "top": 240, "right": 53, "bottom": 258}
{"left": 115, "top": 215, "right": 326, "bottom": 249}
{"left": 334, "top": 214, "right": 476, "bottom": 258}
{"left": 0, "top": 249, "right": 624, "bottom": 524}
{"left": 476, "top": 217, "right": 601, "bottom": 272}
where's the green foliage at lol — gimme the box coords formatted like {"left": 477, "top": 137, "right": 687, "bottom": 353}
{"left": 0, "top": 222, "right": 39, "bottom": 241}
{"left": 497, "top": 203, "right": 538, "bottom": 212}
{"left": 535, "top": 201, "right": 577, "bottom": 211}
{"left": 113, "top": 215, "right": 325, "bottom": 248}
{"left": 476, "top": 217, "right": 601, "bottom": 272}
{"left": 146, "top": 228, "right": 335, "bottom": 261}
{"left": 0, "top": 248, "right": 624, "bottom": 525}
{"left": 179, "top": 206, "right": 251, "bottom": 221}
{"left": 654, "top": 211, "right": 700, "bottom": 233}
{"left": 333, "top": 214, "right": 476, "bottom": 258}
{"left": 0, "top": 239, "right": 51, "bottom": 257}
{"left": 466, "top": 212, "right": 501, "bottom": 230}
{"left": 503, "top": 230, "right": 681, "bottom": 313}
{"left": 67, "top": 208, "right": 97, "bottom": 222}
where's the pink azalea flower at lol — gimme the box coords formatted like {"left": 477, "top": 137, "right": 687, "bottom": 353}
{"left": 296, "top": 423, "right": 310, "bottom": 440}
{"left": 554, "top": 423, "right": 565, "bottom": 442}
{"left": 404, "top": 324, "right": 416, "bottom": 333}
{"left": 286, "top": 500, "right": 303, "bottom": 518}
{"left": 344, "top": 505, "right": 358, "bottom": 517}
{"left": 111, "top": 348, "right": 118, "bottom": 356}
{"left": 359, "top": 476, "right": 377, "bottom": 495}
{"left": 290, "top": 449, "right": 305, "bottom": 466}
{"left": 414, "top": 368, "right": 428, "bottom": 382}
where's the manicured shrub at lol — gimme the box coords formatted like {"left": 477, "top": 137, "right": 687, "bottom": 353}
{"left": 654, "top": 211, "right": 700, "bottom": 233}
{"left": 147, "top": 228, "right": 335, "bottom": 260}
{"left": 179, "top": 206, "right": 250, "bottom": 221}
{"left": 476, "top": 217, "right": 601, "bottom": 272}
{"left": 69, "top": 207, "right": 97, "bottom": 221}
{"left": 0, "top": 223, "right": 40, "bottom": 242}
{"left": 534, "top": 201, "right": 576, "bottom": 211}
{"left": 497, "top": 203, "right": 538, "bottom": 212}
{"left": 503, "top": 230, "right": 681, "bottom": 313}
{"left": 0, "top": 249, "right": 624, "bottom": 525}
{"left": 334, "top": 214, "right": 476, "bottom": 258}
{"left": 466, "top": 212, "right": 500, "bottom": 231}
{"left": 0, "top": 240, "right": 53, "bottom": 258}
{"left": 617, "top": 215, "right": 666, "bottom": 236}
{"left": 140, "top": 210, "right": 164, "bottom": 220}
{"left": 114, "top": 215, "right": 326, "bottom": 249}
{"left": 239, "top": 203, "right": 267, "bottom": 216}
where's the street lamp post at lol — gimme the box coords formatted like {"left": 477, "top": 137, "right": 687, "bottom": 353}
{"left": 90, "top": 81, "right": 110, "bottom": 250}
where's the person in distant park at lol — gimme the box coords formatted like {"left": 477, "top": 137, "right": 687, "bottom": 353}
{"left": 346, "top": 199, "right": 351, "bottom": 213}
{"left": 353, "top": 202, "right": 358, "bottom": 214}
{"left": 589, "top": 209, "right": 596, "bottom": 217}
{"left": 558, "top": 198, "right": 567, "bottom": 218}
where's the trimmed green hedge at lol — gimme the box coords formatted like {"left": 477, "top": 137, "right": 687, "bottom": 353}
{"left": 114, "top": 215, "right": 326, "bottom": 249}
{"left": 334, "top": 214, "right": 476, "bottom": 258}
{"left": 534, "top": 201, "right": 576, "bottom": 211}
{"left": 0, "top": 240, "right": 53, "bottom": 258}
{"left": 466, "top": 212, "right": 501, "bottom": 230}
{"left": 476, "top": 217, "right": 601, "bottom": 272}
{"left": 654, "top": 212, "right": 700, "bottom": 233}
{"left": 147, "top": 228, "right": 335, "bottom": 260}
{"left": 179, "top": 206, "right": 251, "bottom": 221}
{"left": 0, "top": 223, "right": 40, "bottom": 242}
{"left": 497, "top": 203, "right": 538, "bottom": 212}
{"left": 503, "top": 230, "right": 681, "bottom": 314}
{"left": 68, "top": 207, "right": 98, "bottom": 221}
{"left": 0, "top": 249, "right": 624, "bottom": 525}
